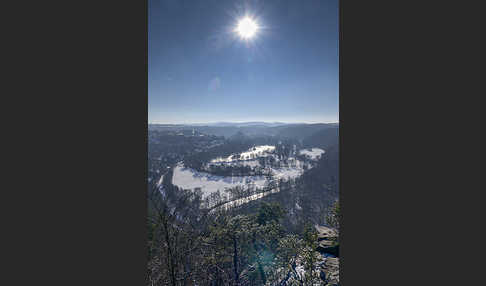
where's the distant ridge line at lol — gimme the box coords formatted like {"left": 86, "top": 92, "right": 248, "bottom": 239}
{"left": 148, "top": 121, "right": 339, "bottom": 126}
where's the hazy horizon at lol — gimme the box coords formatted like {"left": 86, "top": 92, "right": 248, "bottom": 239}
{"left": 148, "top": 120, "right": 339, "bottom": 125}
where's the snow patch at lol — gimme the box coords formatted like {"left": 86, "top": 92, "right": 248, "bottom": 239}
{"left": 211, "top": 145, "right": 275, "bottom": 163}
{"left": 299, "top": 148, "right": 325, "bottom": 160}
{"left": 214, "top": 188, "right": 280, "bottom": 212}
{"left": 271, "top": 167, "right": 303, "bottom": 180}
{"left": 156, "top": 174, "right": 165, "bottom": 187}
{"left": 208, "top": 159, "right": 260, "bottom": 168}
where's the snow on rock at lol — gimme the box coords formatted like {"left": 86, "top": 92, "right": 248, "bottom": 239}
{"left": 299, "top": 148, "right": 325, "bottom": 160}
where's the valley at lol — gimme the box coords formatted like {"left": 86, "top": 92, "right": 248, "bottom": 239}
{"left": 149, "top": 122, "right": 339, "bottom": 226}
{"left": 147, "top": 122, "right": 340, "bottom": 285}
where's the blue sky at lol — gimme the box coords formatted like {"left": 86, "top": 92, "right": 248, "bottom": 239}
{"left": 149, "top": 0, "right": 339, "bottom": 124}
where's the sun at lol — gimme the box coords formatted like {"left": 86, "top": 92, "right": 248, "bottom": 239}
{"left": 235, "top": 17, "right": 259, "bottom": 39}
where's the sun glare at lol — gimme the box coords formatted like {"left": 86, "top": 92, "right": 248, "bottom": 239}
{"left": 235, "top": 17, "right": 258, "bottom": 39}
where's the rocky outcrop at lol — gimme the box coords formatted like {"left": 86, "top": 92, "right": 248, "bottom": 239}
{"left": 315, "top": 226, "right": 339, "bottom": 257}
{"left": 317, "top": 240, "right": 339, "bottom": 257}
{"left": 316, "top": 225, "right": 338, "bottom": 241}
{"left": 315, "top": 225, "right": 339, "bottom": 285}
{"left": 319, "top": 257, "right": 339, "bottom": 285}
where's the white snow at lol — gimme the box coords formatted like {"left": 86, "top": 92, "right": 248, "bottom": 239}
{"left": 210, "top": 145, "right": 275, "bottom": 163}
{"left": 295, "top": 201, "right": 302, "bottom": 210}
{"left": 271, "top": 167, "right": 304, "bottom": 180}
{"left": 156, "top": 174, "right": 164, "bottom": 187}
{"left": 172, "top": 163, "right": 268, "bottom": 199}
{"left": 168, "top": 145, "right": 325, "bottom": 209}
{"left": 299, "top": 148, "right": 325, "bottom": 160}
{"left": 172, "top": 161, "right": 305, "bottom": 202}
{"left": 213, "top": 187, "right": 280, "bottom": 212}
{"left": 208, "top": 159, "right": 260, "bottom": 168}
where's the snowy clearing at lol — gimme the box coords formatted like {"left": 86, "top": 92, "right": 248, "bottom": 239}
{"left": 170, "top": 145, "right": 323, "bottom": 207}
{"left": 210, "top": 145, "right": 275, "bottom": 163}
{"left": 172, "top": 163, "right": 268, "bottom": 199}
{"left": 299, "top": 148, "right": 325, "bottom": 160}
{"left": 271, "top": 167, "right": 304, "bottom": 180}
{"left": 172, "top": 162, "right": 305, "bottom": 199}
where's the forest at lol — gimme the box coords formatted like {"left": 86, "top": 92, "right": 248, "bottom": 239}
{"left": 147, "top": 178, "right": 340, "bottom": 285}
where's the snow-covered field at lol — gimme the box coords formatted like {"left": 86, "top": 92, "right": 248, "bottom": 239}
{"left": 210, "top": 145, "right": 275, "bottom": 163}
{"left": 169, "top": 145, "right": 323, "bottom": 207}
{"left": 172, "top": 163, "right": 268, "bottom": 199}
{"left": 271, "top": 167, "right": 304, "bottom": 180}
{"left": 299, "top": 148, "right": 325, "bottom": 160}
{"left": 172, "top": 162, "right": 305, "bottom": 199}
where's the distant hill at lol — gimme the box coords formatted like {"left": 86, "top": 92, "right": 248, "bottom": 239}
{"left": 197, "top": 121, "right": 290, "bottom": 127}
{"left": 271, "top": 123, "right": 335, "bottom": 139}
{"left": 148, "top": 122, "right": 339, "bottom": 140}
